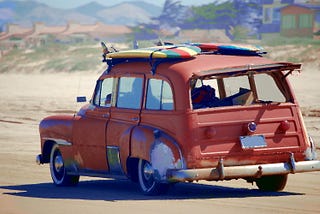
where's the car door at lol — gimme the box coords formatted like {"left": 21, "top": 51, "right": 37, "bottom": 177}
{"left": 107, "top": 75, "right": 144, "bottom": 174}
{"left": 72, "top": 77, "right": 115, "bottom": 172}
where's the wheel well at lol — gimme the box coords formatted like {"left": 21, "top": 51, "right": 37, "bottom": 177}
{"left": 42, "top": 140, "right": 55, "bottom": 163}
{"left": 126, "top": 157, "right": 139, "bottom": 183}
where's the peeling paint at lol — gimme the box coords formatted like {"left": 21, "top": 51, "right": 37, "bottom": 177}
{"left": 150, "top": 141, "right": 181, "bottom": 180}
{"left": 74, "top": 151, "right": 84, "bottom": 166}
{"left": 304, "top": 147, "right": 317, "bottom": 160}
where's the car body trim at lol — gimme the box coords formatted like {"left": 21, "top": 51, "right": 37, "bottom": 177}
{"left": 107, "top": 146, "right": 125, "bottom": 176}
{"left": 43, "top": 137, "right": 72, "bottom": 146}
{"left": 195, "top": 63, "right": 301, "bottom": 78}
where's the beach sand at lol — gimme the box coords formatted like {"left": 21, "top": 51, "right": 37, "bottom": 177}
{"left": 0, "top": 64, "right": 319, "bottom": 213}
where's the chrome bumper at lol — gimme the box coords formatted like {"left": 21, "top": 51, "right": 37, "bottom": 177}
{"left": 167, "top": 159, "right": 320, "bottom": 182}
{"left": 36, "top": 154, "right": 43, "bottom": 165}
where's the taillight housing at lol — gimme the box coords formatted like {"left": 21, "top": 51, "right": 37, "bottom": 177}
{"left": 279, "top": 120, "right": 290, "bottom": 132}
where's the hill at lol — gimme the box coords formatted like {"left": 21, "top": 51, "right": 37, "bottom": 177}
{"left": 0, "top": 0, "right": 162, "bottom": 28}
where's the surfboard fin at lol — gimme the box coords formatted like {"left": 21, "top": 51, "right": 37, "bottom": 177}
{"left": 155, "top": 39, "right": 174, "bottom": 46}
{"left": 110, "top": 45, "right": 118, "bottom": 52}
{"left": 101, "top": 42, "right": 109, "bottom": 53}
{"left": 101, "top": 42, "right": 109, "bottom": 63}
{"left": 101, "top": 42, "right": 118, "bottom": 53}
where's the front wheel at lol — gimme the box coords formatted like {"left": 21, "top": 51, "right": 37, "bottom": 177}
{"left": 50, "top": 144, "right": 79, "bottom": 186}
{"left": 256, "top": 174, "right": 288, "bottom": 191}
{"left": 138, "top": 159, "right": 169, "bottom": 195}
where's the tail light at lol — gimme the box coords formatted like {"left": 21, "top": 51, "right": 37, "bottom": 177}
{"left": 279, "top": 120, "right": 290, "bottom": 132}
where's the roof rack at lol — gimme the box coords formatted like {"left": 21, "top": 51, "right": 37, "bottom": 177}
{"left": 101, "top": 42, "right": 200, "bottom": 74}
{"left": 103, "top": 57, "right": 185, "bottom": 75}
{"left": 100, "top": 42, "right": 268, "bottom": 74}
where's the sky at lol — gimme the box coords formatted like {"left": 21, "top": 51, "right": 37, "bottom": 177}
{"left": 15, "top": 0, "right": 224, "bottom": 9}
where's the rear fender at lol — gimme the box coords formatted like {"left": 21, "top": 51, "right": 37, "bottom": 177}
{"left": 131, "top": 126, "right": 185, "bottom": 181}
{"left": 305, "top": 136, "right": 318, "bottom": 160}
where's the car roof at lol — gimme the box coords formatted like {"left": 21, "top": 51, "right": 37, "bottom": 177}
{"left": 168, "top": 54, "right": 301, "bottom": 78}
{"left": 101, "top": 53, "right": 301, "bottom": 80}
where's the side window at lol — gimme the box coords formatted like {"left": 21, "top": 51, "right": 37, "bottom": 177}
{"left": 93, "top": 80, "right": 102, "bottom": 105}
{"left": 117, "top": 77, "right": 143, "bottom": 109}
{"left": 146, "top": 79, "right": 174, "bottom": 110}
{"left": 162, "top": 81, "right": 174, "bottom": 110}
{"left": 93, "top": 78, "right": 113, "bottom": 107}
{"left": 100, "top": 78, "right": 113, "bottom": 107}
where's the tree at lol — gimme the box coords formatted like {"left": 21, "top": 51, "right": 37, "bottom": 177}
{"left": 157, "top": 0, "right": 191, "bottom": 26}
{"left": 185, "top": 1, "right": 237, "bottom": 29}
{"left": 142, "top": 0, "right": 191, "bottom": 37}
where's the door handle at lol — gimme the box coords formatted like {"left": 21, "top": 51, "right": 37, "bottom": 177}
{"left": 131, "top": 117, "right": 139, "bottom": 121}
{"left": 102, "top": 113, "right": 110, "bottom": 118}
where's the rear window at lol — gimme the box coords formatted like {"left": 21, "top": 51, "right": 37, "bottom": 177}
{"left": 191, "top": 72, "right": 288, "bottom": 110}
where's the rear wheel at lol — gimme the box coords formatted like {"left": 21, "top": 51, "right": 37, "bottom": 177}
{"left": 138, "top": 159, "right": 170, "bottom": 195}
{"left": 256, "top": 174, "right": 288, "bottom": 191}
{"left": 50, "top": 144, "right": 79, "bottom": 186}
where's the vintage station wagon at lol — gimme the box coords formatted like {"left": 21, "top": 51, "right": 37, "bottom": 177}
{"left": 36, "top": 43, "right": 320, "bottom": 195}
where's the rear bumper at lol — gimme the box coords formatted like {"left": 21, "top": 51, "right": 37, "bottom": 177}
{"left": 36, "top": 154, "right": 44, "bottom": 165}
{"left": 167, "top": 158, "right": 320, "bottom": 182}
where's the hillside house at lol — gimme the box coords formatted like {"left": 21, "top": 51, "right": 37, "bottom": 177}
{"left": 259, "top": 0, "right": 294, "bottom": 39}
{"left": 280, "top": 3, "right": 320, "bottom": 38}
{"left": 0, "top": 22, "right": 132, "bottom": 54}
{"left": 58, "top": 22, "right": 131, "bottom": 42}
{"left": 0, "top": 24, "right": 33, "bottom": 41}
{"left": 0, "top": 24, "right": 33, "bottom": 51}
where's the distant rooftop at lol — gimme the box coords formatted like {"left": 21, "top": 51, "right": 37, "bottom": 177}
{"left": 290, "top": 3, "right": 320, "bottom": 10}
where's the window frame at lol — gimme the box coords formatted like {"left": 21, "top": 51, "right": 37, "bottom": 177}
{"left": 263, "top": 7, "right": 273, "bottom": 24}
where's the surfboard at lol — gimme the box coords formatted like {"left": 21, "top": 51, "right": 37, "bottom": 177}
{"left": 106, "top": 45, "right": 201, "bottom": 59}
{"left": 189, "top": 43, "right": 266, "bottom": 56}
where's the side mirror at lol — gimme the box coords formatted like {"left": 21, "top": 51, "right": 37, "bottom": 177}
{"left": 76, "top": 96, "right": 87, "bottom": 103}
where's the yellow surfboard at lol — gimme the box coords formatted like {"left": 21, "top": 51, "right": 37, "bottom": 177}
{"left": 106, "top": 45, "right": 201, "bottom": 59}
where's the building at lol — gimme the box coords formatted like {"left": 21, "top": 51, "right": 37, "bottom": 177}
{"left": 259, "top": 0, "right": 294, "bottom": 39}
{"left": 0, "top": 24, "right": 33, "bottom": 41}
{"left": 280, "top": 3, "right": 320, "bottom": 38}
{"left": 0, "top": 22, "right": 132, "bottom": 54}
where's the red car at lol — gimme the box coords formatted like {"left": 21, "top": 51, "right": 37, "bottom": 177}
{"left": 36, "top": 43, "right": 320, "bottom": 195}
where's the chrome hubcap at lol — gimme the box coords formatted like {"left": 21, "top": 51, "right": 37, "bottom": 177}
{"left": 54, "top": 155, "right": 64, "bottom": 173}
{"left": 143, "top": 162, "right": 154, "bottom": 180}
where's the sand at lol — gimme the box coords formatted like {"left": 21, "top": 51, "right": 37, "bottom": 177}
{"left": 0, "top": 66, "right": 319, "bottom": 213}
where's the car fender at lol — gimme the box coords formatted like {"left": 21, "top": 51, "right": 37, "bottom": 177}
{"left": 39, "top": 115, "right": 75, "bottom": 163}
{"left": 131, "top": 125, "right": 185, "bottom": 181}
